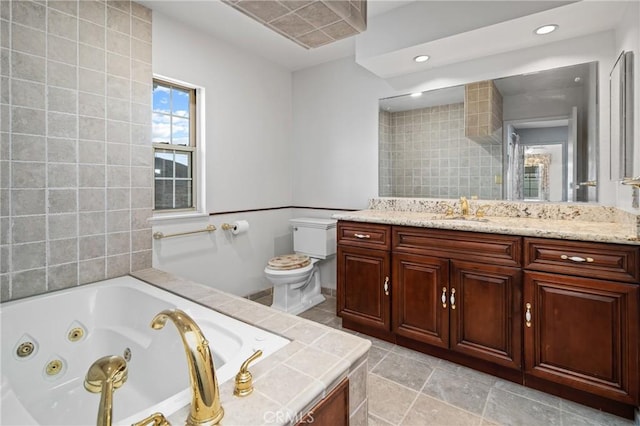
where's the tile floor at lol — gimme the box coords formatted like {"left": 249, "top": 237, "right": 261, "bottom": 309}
{"left": 254, "top": 293, "right": 637, "bottom": 426}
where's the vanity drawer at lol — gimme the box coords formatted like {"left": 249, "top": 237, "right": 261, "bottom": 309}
{"left": 524, "top": 238, "right": 640, "bottom": 283}
{"left": 393, "top": 227, "right": 522, "bottom": 267}
{"left": 337, "top": 221, "right": 390, "bottom": 250}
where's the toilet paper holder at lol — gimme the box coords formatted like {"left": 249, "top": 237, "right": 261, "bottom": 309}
{"left": 221, "top": 220, "right": 250, "bottom": 235}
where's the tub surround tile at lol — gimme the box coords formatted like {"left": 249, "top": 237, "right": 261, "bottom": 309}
{"left": 131, "top": 268, "right": 371, "bottom": 425}
{"left": 332, "top": 197, "right": 640, "bottom": 244}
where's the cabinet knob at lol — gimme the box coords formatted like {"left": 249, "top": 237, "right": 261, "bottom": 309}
{"left": 450, "top": 288, "right": 456, "bottom": 310}
{"left": 525, "top": 303, "right": 532, "bottom": 327}
{"left": 383, "top": 277, "right": 390, "bottom": 296}
{"left": 441, "top": 287, "right": 447, "bottom": 308}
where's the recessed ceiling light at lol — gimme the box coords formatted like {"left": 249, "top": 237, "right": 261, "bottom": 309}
{"left": 410, "top": 92, "right": 423, "bottom": 98}
{"left": 534, "top": 24, "right": 558, "bottom": 35}
{"left": 413, "top": 55, "right": 430, "bottom": 63}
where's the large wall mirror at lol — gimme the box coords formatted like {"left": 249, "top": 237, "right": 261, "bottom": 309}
{"left": 379, "top": 62, "right": 599, "bottom": 203}
{"left": 610, "top": 51, "right": 634, "bottom": 180}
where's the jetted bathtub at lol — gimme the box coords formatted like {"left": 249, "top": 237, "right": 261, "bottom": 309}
{"left": 0, "top": 276, "right": 290, "bottom": 425}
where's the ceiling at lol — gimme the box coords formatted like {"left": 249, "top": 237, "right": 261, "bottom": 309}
{"left": 140, "top": 0, "right": 414, "bottom": 71}
{"left": 141, "top": 1, "right": 626, "bottom": 76}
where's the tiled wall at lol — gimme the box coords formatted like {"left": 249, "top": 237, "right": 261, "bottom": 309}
{"left": 378, "top": 109, "right": 392, "bottom": 196}
{"left": 0, "top": 0, "right": 153, "bottom": 301}
{"left": 382, "top": 103, "right": 503, "bottom": 199}
{"left": 464, "top": 80, "right": 503, "bottom": 144}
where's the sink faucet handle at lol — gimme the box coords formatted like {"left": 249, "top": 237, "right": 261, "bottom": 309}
{"left": 442, "top": 202, "right": 455, "bottom": 217}
{"left": 234, "top": 349, "right": 263, "bottom": 397}
{"left": 475, "top": 204, "right": 491, "bottom": 218}
{"left": 131, "top": 412, "right": 171, "bottom": 426}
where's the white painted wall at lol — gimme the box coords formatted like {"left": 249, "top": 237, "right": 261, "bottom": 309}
{"left": 151, "top": 12, "right": 295, "bottom": 296}
{"left": 293, "top": 31, "right": 622, "bottom": 208}
{"left": 292, "top": 58, "right": 394, "bottom": 209}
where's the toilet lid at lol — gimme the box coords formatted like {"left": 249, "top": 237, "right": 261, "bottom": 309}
{"left": 267, "top": 254, "right": 311, "bottom": 270}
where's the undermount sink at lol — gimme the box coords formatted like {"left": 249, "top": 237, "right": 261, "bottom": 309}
{"left": 439, "top": 215, "right": 489, "bottom": 223}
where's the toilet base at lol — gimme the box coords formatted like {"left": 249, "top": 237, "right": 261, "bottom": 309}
{"left": 271, "top": 292, "right": 325, "bottom": 316}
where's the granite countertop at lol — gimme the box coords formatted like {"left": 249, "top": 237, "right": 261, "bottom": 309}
{"left": 131, "top": 268, "right": 370, "bottom": 426}
{"left": 333, "top": 198, "right": 640, "bottom": 245}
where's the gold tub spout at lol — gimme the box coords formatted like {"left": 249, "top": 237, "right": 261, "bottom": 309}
{"left": 151, "top": 309, "right": 224, "bottom": 426}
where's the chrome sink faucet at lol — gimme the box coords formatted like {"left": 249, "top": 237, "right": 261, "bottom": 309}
{"left": 151, "top": 309, "right": 224, "bottom": 426}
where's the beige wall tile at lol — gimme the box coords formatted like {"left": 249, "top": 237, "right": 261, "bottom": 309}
{"left": 48, "top": 86, "right": 77, "bottom": 113}
{"left": 12, "top": 215, "right": 46, "bottom": 244}
{"left": 48, "top": 8, "right": 78, "bottom": 40}
{"left": 48, "top": 238, "right": 78, "bottom": 265}
{"left": 79, "top": 257, "right": 105, "bottom": 284}
{"left": 12, "top": 1, "right": 46, "bottom": 29}
{"left": 11, "top": 268, "right": 46, "bottom": 298}
{"left": 47, "top": 213, "right": 77, "bottom": 239}
{"left": 47, "top": 262, "right": 78, "bottom": 290}
{"left": 79, "top": 211, "right": 105, "bottom": 236}
{"left": 11, "top": 23, "right": 45, "bottom": 56}
{"left": 107, "top": 252, "right": 129, "bottom": 277}
{"left": 79, "top": 1, "right": 105, "bottom": 25}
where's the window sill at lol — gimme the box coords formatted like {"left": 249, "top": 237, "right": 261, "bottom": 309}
{"left": 149, "top": 211, "right": 209, "bottom": 224}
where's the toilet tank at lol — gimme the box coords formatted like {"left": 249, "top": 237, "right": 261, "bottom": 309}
{"left": 290, "top": 218, "right": 337, "bottom": 259}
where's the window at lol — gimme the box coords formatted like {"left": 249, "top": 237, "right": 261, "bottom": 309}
{"left": 152, "top": 79, "right": 196, "bottom": 211}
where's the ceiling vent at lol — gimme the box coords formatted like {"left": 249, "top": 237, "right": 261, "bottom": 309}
{"left": 223, "top": 0, "right": 367, "bottom": 49}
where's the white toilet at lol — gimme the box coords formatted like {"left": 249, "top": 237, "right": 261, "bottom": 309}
{"left": 264, "top": 218, "right": 337, "bottom": 315}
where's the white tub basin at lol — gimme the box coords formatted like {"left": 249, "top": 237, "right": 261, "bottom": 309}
{"left": 0, "top": 276, "right": 289, "bottom": 425}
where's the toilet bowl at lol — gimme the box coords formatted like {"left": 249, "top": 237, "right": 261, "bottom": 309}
{"left": 264, "top": 218, "right": 336, "bottom": 315}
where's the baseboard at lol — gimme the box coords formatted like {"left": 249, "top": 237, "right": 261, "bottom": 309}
{"left": 246, "top": 287, "right": 272, "bottom": 301}
{"left": 321, "top": 287, "right": 337, "bottom": 297}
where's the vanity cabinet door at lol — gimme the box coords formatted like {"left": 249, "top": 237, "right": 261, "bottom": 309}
{"left": 337, "top": 245, "right": 391, "bottom": 335}
{"left": 392, "top": 253, "right": 450, "bottom": 349}
{"left": 524, "top": 271, "right": 639, "bottom": 404}
{"left": 449, "top": 261, "right": 522, "bottom": 370}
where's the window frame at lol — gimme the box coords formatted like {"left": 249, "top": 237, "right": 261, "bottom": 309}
{"left": 152, "top": 78, "right": 198, "bottom": 213}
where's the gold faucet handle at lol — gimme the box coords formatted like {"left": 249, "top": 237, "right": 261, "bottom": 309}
{"left": 475, "top": 205, "right": 490, "bottom": 218}
{"left": 131, "top": 412, "right": 170, "bottom": 426}
{"left": 131, "top": 413, "right": 171, "bottom": 426}
{"left": 233, "top": 350, "right": 263, "bottom": 397}
{"left": 442, "top": 203, "right": 455, "bottom": 217}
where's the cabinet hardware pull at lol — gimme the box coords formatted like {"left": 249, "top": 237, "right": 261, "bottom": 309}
{"left": 450, "top": 288, "right": 456, "bottom": 310}
{"left": 354, "top": 233, "right": 371, "bottom": 239}
{"left": 441, "top": 287, "right": 447, "bottom": 308}
{"left": 560, "top": 254, "right": 594, "bottom": 263}
{"left": 383, "top": 277, "right": 390, "bottom": 296}
{"left": 525, "top": 303, "right": 532, "bottom": 327}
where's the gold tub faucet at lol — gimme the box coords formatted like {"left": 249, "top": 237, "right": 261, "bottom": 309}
{"left": 151, "top": 309, "right": 224, "bottom": 426}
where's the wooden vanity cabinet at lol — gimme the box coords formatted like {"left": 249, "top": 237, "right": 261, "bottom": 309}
{"left": 523, "top": 238, "right": 640, "bottom": 411}
{"left": 337, "top": 222, "right": 393, "bottom": 341}
{"left": 392, "top": 227, "right": 523, "bottom": 371}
